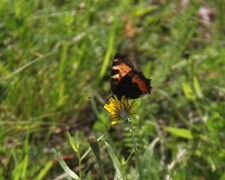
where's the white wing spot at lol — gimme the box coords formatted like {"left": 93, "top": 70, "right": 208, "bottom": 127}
{"left": 111, "top": 74, "right": 119, "bottom": 79}
{"left": 112, "top": 65, "right": 119, "bottom": 70}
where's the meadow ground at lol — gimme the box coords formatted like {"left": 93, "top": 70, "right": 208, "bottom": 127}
{"left": 0, "top": 0, "right": 225, "bottom": 179}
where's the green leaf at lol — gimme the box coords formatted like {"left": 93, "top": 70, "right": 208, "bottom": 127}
{"left": 182, "top": 82, "right": 196, "bottom": 100}
{"left": 67, "top": 131, "right": 79, "bottom": 153}
{"left": 100, "top": 28, "right": 115, "bottom": 78}
{"left": 193, "top": 76, "right": 203, "bottom": 98}
{"left": 0, "top": 63, "right": 10, "bottom": 76}
{"left": 133, "top": 6, "right": 157, "bottom": 17}
{"left": 142, "top": 138, "right": 160, "bottom": 180}
{"left": 165, "top": 127, "right": 193, "bottom": 140}
{"left": 53, "top": 149, "right": 80, "bottom": 180}
{"left": 105, "top": 142, "right": 123, "bottom": 180}
{"left": 36, "top": 160, "right": 54, "bottom": 180}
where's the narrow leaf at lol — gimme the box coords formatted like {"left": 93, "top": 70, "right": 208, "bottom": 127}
{"left": 67, "top": 131, "right": 79, "bottom": 153}
{"left": 53, "top": 149, "right": 80, "bottom": 180}
{"left": 182, "top": 82, "right": 195, "bottom": 100}
{"left": 165, "top": 127, "right": 193, "bottom": 140}
{"left": 193, "top": 76, "right": 203, "bottom": 98}
{"left": 105, "top": 142, "right": 123, "bottom": 180}
{"left": 36, "top": 160, "right": 54, "bottom": 180}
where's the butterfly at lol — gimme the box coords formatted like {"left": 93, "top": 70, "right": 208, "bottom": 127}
{"left": 110, "top": 53, "right": 152, "bottom": 99}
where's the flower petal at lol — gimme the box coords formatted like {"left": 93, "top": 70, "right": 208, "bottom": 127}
{"left": 104, "top": 95, "right": 132, "bottom": 125}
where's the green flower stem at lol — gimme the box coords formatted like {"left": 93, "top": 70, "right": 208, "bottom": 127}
{"left": 127, "top": 117, "right": 143, "bottom": 180}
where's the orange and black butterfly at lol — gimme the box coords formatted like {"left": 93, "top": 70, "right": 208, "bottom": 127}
{"left": 110, "top": 53, "right": 152, "bottom": 99}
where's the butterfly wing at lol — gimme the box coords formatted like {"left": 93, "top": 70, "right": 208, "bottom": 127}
{"left": 110, "top": 53, "right": 152, "bottom": 99}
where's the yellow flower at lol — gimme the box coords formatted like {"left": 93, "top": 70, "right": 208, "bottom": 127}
{"left": 104, "top": 95, "right": 132, "bottom": 125}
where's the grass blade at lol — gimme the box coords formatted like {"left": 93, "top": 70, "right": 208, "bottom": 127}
{"left": 53, "top": 149, "right": 80, "bottom": 180}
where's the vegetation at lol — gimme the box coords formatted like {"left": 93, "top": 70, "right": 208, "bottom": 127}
{"left": 0, "top": 0, "right": 224, "bottom": 179}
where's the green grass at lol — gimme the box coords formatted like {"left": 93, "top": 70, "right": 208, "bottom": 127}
{"left": 0, "top": 0, "right": 225, "bottom": 179}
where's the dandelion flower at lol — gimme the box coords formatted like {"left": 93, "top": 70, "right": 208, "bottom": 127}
{"left": 104, "top": 95, "right": 132, "bottom": 125}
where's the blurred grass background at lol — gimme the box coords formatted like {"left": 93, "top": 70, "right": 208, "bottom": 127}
{"left": 0, "top": 0, "right": 225, "bottom": 179}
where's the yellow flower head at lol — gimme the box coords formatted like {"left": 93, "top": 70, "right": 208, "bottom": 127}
{"left": 104, "top": 95, "right": 132, "bottom": 125}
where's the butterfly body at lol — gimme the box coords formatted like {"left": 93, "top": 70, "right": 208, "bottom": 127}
{"left": 110, "top": 53, "right": 152, "bottom": 99}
